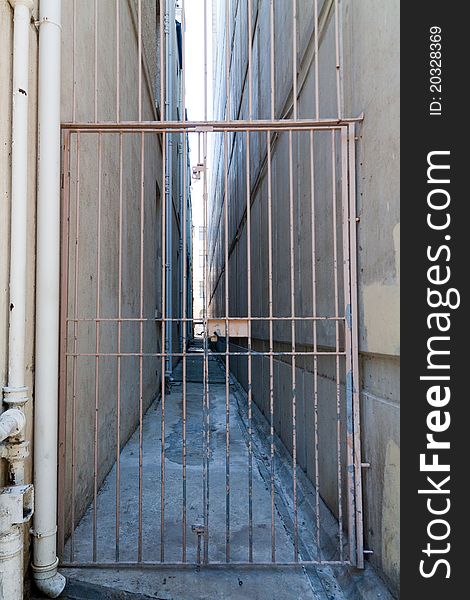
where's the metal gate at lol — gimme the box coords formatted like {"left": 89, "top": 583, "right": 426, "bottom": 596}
{"left": 57, "top": 0, "right": 364, "bottom": 570}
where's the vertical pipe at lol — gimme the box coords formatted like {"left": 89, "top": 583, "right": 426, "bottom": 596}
{"left": 33, "top": 0, "right": 67, "bottom": 594}
{"left": 4, "top": 0, "right": 33, "bottom": 397}
{"left": 1, "top": 4, "right": 34, "bottom": 597}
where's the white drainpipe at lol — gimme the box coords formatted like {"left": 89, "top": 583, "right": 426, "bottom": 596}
{"left": 0, "top": 1, "right": 34, "bottom": 598}
{"left": 165, "top": 0, "right": 174, "bottom": 377}
{"left": 30, "top": 0, "right": 66, "bottom": 597}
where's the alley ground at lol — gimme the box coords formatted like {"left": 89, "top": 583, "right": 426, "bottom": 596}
{"left": 54, "top": 347, "right": 392, "bottom": 600}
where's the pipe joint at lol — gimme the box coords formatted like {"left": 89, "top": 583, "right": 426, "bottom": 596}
{"left": 32, "top": 558, "right": 66, "bottom": 599}
{"left": 8, "top": 0, "right": 34, "bottom": 11}
{"left": 3, "top": 385, "right": 28, "bottom": 408}
{"left": 0, "top": 409, "right": 26, "bottom": 443}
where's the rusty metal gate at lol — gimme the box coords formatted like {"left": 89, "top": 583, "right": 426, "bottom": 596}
{"left": 57, "top": 0, "right": 364, "bottom": 571}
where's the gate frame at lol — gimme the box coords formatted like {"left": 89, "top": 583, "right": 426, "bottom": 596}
{"left": 57, "top": 117, "right": 364, "bottom": 569}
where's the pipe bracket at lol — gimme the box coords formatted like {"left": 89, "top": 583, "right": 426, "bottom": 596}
{"left": 0, "top": 485, "right": 34, "bottom": 534}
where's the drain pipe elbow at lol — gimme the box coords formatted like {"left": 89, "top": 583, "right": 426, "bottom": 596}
{"left": 32, "top": 559, "right": 66, "bottom": 598}
{"left": 0, "top": 409, "right": 26, "bottom": 443}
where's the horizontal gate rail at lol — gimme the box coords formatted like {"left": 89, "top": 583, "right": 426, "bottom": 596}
{"left": 60, "top": 117, "right": 363, "bottom": 133}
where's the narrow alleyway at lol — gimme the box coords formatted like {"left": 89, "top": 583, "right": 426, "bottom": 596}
{"left": 60, "top": 347, "right": 392, "bottom": 600}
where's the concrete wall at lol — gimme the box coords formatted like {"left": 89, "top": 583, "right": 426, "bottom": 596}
{"left": 1, "top": 0, "right": 190, "bottom": 573}
{"left": 59, "top": 0, "right": 190, "bottom": 542}
{"left": 209, "top": 0, "right": 399, "bottom": 594}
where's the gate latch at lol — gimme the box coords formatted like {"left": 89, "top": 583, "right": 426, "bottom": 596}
{"left": 192, "top": 163, "right": 205, "bottom": 180}
{"left": 191, "top": 523, "right": 206, "bottom": 565}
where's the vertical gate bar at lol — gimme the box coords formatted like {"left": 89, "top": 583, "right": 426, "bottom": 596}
{"left": 160, "top": 131, "right": 167, "bottom": 562}
{"left": 269, "top": 1, "right": 277, "bottom": 560}
{"left": 94, "top": 0, "right": 98, "bottom": 122}
{"left": 224, "top": 131, "right": 231, "bottom": 562}
{"left": 288, "top": 130, "right": 298, "bottom": 560}
{"left": 138, "top": 131, "right": 145, "bottom": 561}
{"left": 93, "top": 133, "right": 103, "bottom": 562}
{"left": 202, "top": 130, "right": 209, "bottom": 564}
{"left": 341, "top": 126, "right": 356, "bottom": 566}
{"left": 70, "top": 132, "right": 81, "bottom": 562}
{"left": 181, "top": 0, "right": 188, "bottom": 564}
{"left": 309, "top": 129, "right": 321, "bottom": 561}
{"left": 266, "top": 130, "right": 275, "bottom": 562}
{"left": 334, "top": 0, "right": 342, "bottom": 120}
{"left": 116, "top": 0, "right": 120, "bottom": 123}
{"left": 204, "top": 0, "right": 208, "bottom": 121}
{"left": 72, "top": 0, "right": 76, "bottom": 122}
{"left": 314, "top": 0, "right": 319, "bottom": 120}
{"left": 248, "top": 0, "right": 253, "bottom": 120}
{"left": 225, "top": 0, "right": 231, "bottom": 121}
{"left": 269, "top": 0, "right": 275, "bottom": 120}
{"left": 137, "top": 0, "right": 142, "bottom": 121}
{"left": 292, "top": 0, "right": 298, "bottom": 119}
{"left": 224, "top": 0, "right": 231, "bottom": 565}
{"left": 160, "top": 0, "right": 165, "bottom": 120}
{"left": 58, "top": 131, "right": 71, "bottom": 559}
{"left": 246, "top": 132, "right": 253, "bottom": 562}
{"left": 331, "top": 129, "right": 344, "bottom": 561}
{"left": 115, "top": 132, "right": 123, "bottom": 562}
{"left": 348, "top": 122, "right": 364, "bottom": 568}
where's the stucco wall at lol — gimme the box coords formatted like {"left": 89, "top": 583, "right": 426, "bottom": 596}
{"left": 1, "top": 0, "right": 186, "bottom": 573}
{"left": 58, "top": 0, "right": 187, "bottom": 547}
{"left": 209, "top": 0, "right": 399, "bottom": 593}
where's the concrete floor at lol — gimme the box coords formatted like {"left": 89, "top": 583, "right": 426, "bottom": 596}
{"left": 60, "top": 348, "right": 393, "bottom": 600}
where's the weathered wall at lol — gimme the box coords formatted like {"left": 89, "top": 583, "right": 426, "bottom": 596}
{"left": 209, "top": 0, "right": 399, "bottom": 594}
{"left": 1, "top": 0, "right": 188, "bottom": 572}
{"left": 58, "top": 0, "right": 188, "bottom": 546}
